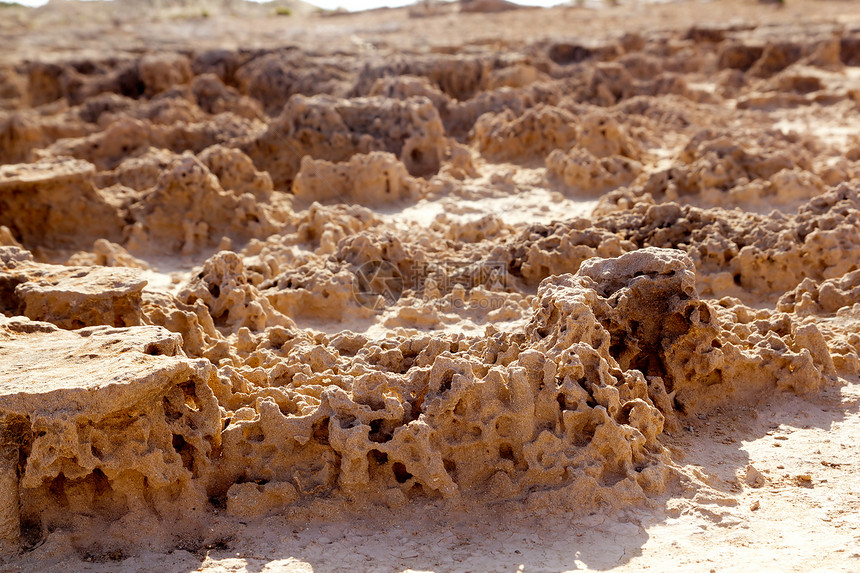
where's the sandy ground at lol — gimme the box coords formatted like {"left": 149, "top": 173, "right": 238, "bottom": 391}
{"left": 3, "top": 0, "right": 860, "bottom": 571}
{"left": 1, "top": 0, "right": 860, "bottom": 61}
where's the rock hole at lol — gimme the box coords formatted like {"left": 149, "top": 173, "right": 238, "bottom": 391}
{"left": 703, "top": 369, "right": 722, "bottom": 386}
{"left": 439, "top": 371, "right": 454, "bottom": 393}
{"left": 91, "top": 468, "right": 111, "bottom": 496}
{"left": 0, "top": 275, "right": 25, "bottom": 314}
{"left": 631, "top": 351, "right": 664, "bottom": 379}
{"left": 410, "top": 148, "right": 423, "bottom": 165}
{"left": 144, "top": 342, "right": 163, "bottom": 356}
{"left": 163, "top": 396, "right": 182, "bottom": 421}
{"left": 392, "top": 462, "right": 412, "bottom": 483}
{"left": 311, "top": 417, "right": 330, "bottom": 445}
{"left": 20, "top": 519, "right": 42, "bottom": 550}
{"left": 368, "top": 449, "right": 388, "bottom": 466}
{"left": 443, "top": 459, "right": 456, "bottom": 474}
{"left": 208, "top": 283, "right": 221, "bottom": 298}
{"left": 664, "top": 312, "right": 691, "bottom": 339}
{"left": 172, "top": 434, "right": 195, "bottom": 473}
{"left": 209, "top": 495, "right": 227, "bottom": 510}
{"left": 179, "top": 381, "right": 200, "bottom": 411}
{"left": 48, "top": 474, "right": 69, "bottom": 507}
{"left": 204, "top": 537, "right": 233, "bottom": 552}
{"left": 618, "top": 402, "right": 635, "bottom": 425}
{"left": 499, "top": 444, "right": 515, "bottom": 461}
{"left": 409, "top": 390, "right": 426, "bottom": 421}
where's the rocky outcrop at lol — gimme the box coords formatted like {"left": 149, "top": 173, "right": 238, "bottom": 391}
{"left": 244, "top": 95, "right": 446, "bottom": 190}
{"left": 1, "top": 247, "right": 146, "bottom": 329}
{"left": 778, "top": 269, "right": 860, "bottom": 316}
{"left": 125, "top": 154, "right": 277, "bottom": 256}
{"left": 546, "top": 148, "right": 641, "bottom": 195}
{"left": 293, "top": 151, "right": 421, "bottom": 206}
{"left": 0, "top": 159, "right": 123, "bottom": 251}
{"left": 177, "top": 251, "right": 293, "bottom": 333}
{"left": 3, "top": 15, "right": 860, "bottom": 562}
{"left": 0, "top": 316, "right": 220, "bottom": 555}
{"left": 510, "top": 185, "right": 860, "bottom": 301}
{"left": 563, "top": 248, "right": 834, "bottom": 415}
{"left": 473, "top": 105, "right": 578, "bottom": 162}
{"left": 198, "top": 145, "right": 273, "bottom": 200}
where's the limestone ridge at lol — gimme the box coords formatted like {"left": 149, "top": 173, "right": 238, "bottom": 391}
{"left": 0, "top": 246, "right": 837, "bottom": 554}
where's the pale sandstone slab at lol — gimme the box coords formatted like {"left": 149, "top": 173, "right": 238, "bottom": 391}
{"left": 1, "top": 247, "right": 147, "bottom": 329}
{"left": 0, "top": 315, "right": 221, "bottom": 556}
{"left": 0, "top": 158, "right": 123, "bottom": 250}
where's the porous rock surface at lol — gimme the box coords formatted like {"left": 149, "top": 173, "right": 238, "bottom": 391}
{"left": 0, "top": 315, "right": 219, "bottom": 553}
{"left": 293, "top": 151, "right": 422, "bottom": 206}
{"left": 243, "top": 94, "right": 446, "bottom": 189}
{"left": 1, "top": 247, "right": 148, "bottom": 329}
{"left": 0, "top": 159, "right": 123, "bottom": 251}
{"left": 0, "top": 246, "right": 838, "bottom": 557}
{"left": 2, "top": 4, "right": 860, "bottom": 563}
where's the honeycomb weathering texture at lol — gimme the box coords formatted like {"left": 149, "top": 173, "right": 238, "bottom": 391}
{"left": 0, "top": 315, "right": 220, "bottom": 553}
{"left": 2, "top": 1, "right": 860, "bottom": 563}
{"left": 0, "top": 247, "right": 840, "bottom": 554}
{"left": 1, "top": 248, "right": 146, "bottom": 329}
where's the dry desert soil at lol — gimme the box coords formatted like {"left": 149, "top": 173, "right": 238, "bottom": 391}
{"left": 2, "top": 0, "right": 860, "bottom": 571}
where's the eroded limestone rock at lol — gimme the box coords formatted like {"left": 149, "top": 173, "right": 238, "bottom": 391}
{"left": 546, "top": 147, "right": 641, "bottom": 195}
{"left": 244, "top": 94, "right": 445, "bottom": 189}
{"left": 559, "top": 248, "right": 834, "bottom": 415}
{"left": 1, "top": 248, "right": 146, "bottom": 329}
{"left": 473, "top": 105, "right": 578, "bottom": 162}
{"left": 178, "top": 251, "right": 294, "bottom": 333}
{"left": 778, "top": 269, "right": 860, "bottom": 316}
{"left": 0, "top": 159, "right": 123, "bottom": 251}
{"left": 199, "top": 145, "right": 273, "bottom": 201}
{"left": 0, "top": 316, "right": 220, "bottom": 555}
{"left": 1, "top": 21, "right": 858, "bottom": 561}
{"left": 125, "top": 154, "right": 277, "bottom": 256}
{"left": 293, "top": 151, "right": 421, "bottom": 206}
